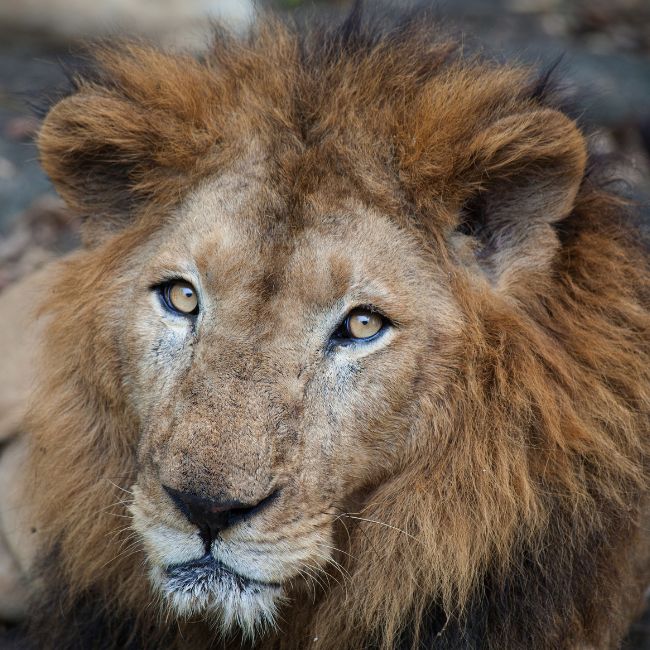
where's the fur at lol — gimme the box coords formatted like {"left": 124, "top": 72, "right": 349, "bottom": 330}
{"left": 20, "top": 6, "right": 650, "bottom": 650}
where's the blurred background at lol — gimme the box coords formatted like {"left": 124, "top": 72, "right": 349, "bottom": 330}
{"left": 0, "top": 0, "right": 648, "bottom": 646}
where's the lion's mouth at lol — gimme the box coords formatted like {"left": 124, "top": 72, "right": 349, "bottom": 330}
{"left": 159, "top": 553, "right": 284, "bottom": 631}
{"left": 164, "top": 554, "right": 281, "bottom": 597}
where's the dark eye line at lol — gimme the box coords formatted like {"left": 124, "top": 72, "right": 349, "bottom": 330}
{"left": 355, "top": 303, "right": 392, "bottom": 322}
{"left": 148, "top": 275, "right": 191, "bottom": 292}
{"left": 349, "top": 303, "right": 393, "bottom": 327}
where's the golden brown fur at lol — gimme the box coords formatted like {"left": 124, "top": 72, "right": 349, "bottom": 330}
{"left": 19, "top": 7, "right": 650, "bottom": 649}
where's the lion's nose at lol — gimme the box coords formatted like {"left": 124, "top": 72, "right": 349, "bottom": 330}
{"left": 162, "top": 485, "right": 279, "bottom": 548}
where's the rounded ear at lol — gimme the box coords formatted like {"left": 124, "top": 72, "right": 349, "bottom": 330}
{"left": 453, "top": 108, "right": 587, "bottom": 289}
{"left": 38, "top": 92, "right": 152, "bottom": 239}
{"left": 37, "top": 46, "right": 226, "bottom": 246}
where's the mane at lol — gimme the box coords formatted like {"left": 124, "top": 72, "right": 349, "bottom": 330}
{"left": 27, "top": 6, "right": 650, "bottom": 649}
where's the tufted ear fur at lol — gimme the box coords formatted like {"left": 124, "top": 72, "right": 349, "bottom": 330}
{"left": 37, "top": 46, "right": 230, "bottom": 246}
{"left": 452, "top": 108, "right": 587, "bottom": 289}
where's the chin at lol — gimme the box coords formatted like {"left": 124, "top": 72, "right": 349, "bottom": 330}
{"left": 151, "top": 555, "right": 284, "bottom": 637}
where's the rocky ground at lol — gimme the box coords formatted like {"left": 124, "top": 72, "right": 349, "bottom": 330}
{"left": 0, "top": 0, "right": 648, "bottom": 647}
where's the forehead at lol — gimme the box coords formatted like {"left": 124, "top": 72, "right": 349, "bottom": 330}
{"left": 156, "top": 160, "right": 424, "bottom": 307}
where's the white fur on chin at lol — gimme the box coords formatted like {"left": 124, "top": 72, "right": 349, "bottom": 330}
{"left": 150, "top": 559, "right": 284, "bottom": 639}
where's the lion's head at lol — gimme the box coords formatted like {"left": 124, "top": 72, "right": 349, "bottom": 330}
{"left": 25, "top": 9, "right": 649, "bottom": 650}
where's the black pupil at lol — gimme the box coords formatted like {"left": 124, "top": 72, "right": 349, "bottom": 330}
{"left": 181, "top": 287, "right": 193, "bottom": 299}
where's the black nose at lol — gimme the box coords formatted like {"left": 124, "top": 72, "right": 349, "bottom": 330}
{"left": 163, "top": 485, "right": 279, "bottom": 549}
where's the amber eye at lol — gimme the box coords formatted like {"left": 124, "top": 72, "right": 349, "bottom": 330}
{"left": 336, "top": 307, "right": 386, "bottom": 341}
{"left": 160, "top": 281, "right": 199, "bottom": 316}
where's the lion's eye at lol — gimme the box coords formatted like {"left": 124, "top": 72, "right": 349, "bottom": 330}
{"left": 160, "top": 281, "right": 199, "bottom": 316}
{"left": 335, "top": 308, "right": 386, "bottom": 341}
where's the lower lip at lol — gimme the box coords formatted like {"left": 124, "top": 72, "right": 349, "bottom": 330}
{"left": 165, "top": 554, "right": 280, "bottom": 591}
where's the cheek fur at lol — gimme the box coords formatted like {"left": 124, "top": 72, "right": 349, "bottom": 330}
{"left": 123, "top": 309, "right": 195, "bottom": 418}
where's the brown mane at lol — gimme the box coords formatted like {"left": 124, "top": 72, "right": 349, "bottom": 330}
{"left": 26, "top": 7, "right": 650, "bottom": 649}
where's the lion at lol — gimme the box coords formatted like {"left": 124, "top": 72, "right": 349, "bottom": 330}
{"left": 1, "top": 6, "right": 649, "bottom": 649}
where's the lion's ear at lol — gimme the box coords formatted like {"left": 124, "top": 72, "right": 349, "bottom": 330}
{"left": 38, "top": 92, "right": 153, "bottom": 242}
{"left": 452, "top": 108, "right": 587, "bottom": 288}
{"left": 37, "top": 47, "right": 224, "bottom": 246}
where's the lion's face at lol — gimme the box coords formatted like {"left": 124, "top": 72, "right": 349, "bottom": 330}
{"left": 119, "top": 162, "right": 459, "bottom": 632}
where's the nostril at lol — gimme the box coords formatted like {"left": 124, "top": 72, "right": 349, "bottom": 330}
{"left": 162, "top": 485, "right": 281, "bottom": 541}
{"left": 226, "top": 487, "right": 281, "bottom": 526}
{"left": 163, "top": 485, "right": 193, "bottom": 521}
